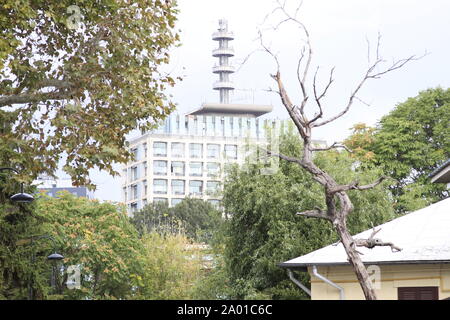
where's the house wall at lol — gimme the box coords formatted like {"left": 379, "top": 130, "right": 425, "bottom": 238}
{"left": 308, "top": 264, "right": 450, "bottom": 300}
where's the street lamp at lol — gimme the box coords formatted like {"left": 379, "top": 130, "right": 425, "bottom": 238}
{"left": 0, "top": 167, "right": 34, "bottom": 203}
{"left": 28, "top": 235, "right": 64, "bottom": 300}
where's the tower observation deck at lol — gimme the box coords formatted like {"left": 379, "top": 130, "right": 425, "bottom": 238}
{"left": 212, "top": 19, "right": 235, "bottom": 104}
{"left": 187, "top": 19, "right": 272, "bottom": 118}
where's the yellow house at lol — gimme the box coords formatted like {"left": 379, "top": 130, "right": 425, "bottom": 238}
{"left": 280, "top": 197, "right": 450, "bottom": 300}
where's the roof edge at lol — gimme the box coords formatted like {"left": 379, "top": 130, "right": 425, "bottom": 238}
{"left": 278, "top": 259, "right": 450, "bottom": 270}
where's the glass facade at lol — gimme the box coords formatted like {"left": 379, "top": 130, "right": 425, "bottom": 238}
{"left": 131, "top": 166, "right": 138, "bottom": 181}
{"left": 206, "top": 181, "right": 220, "bottom": 195}
{"left": 189, "top": 143, "right": 203, "bottom": 158}
{"left": 189, "top": 180, "right": 203, "bottom": 195}
{"left": 153, "top": 197, "right": 168, "bottom": 204}
{"left": 207, "top": 162, "right": 220, "bottom": 177}
{"left": 153, "top": 160, "right": 167, "bottom": 175}
{"left": 153, "top": 179, "right": 167, "bottom": 194}
{"left": 153, "top": 142, "right": 167, "bottom": 156}
{"left": 171, "top": 198, "right": 183, "bottom": 206}
{"left": 207, "top": 199, "right": 221, "bottom": 208}
{"left": 171, "top": 142, "right": 185, "bottom": 157}
{"left": 207, "top": 144, "right": 220, "bottom": 158}
{"left": 171, "top": 161, "right": 185, "bottom": 176}
{"left": 171, "top": 179, "right": 185, "bottom": 195}
{"left": 189, "top": 162, "right": 203, "bottom": 176}
{"left": 225, "top": 144, "right": 237, "bottom": 159}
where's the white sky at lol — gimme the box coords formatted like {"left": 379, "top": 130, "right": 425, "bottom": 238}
{"left": 92, "top": 0, "right": 450, "bottom": 201}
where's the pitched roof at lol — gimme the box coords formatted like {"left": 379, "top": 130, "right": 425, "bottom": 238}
{"left": 280, "top": 197, "right": 450, "bottom": 269}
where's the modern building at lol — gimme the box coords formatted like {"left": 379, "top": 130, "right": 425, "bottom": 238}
{"left": 35, "top": 176, "right": 95, "bottom": 199}
{"left": 121, "top": 19, "right": 325, "bottom": 214}
{"left": 280, "top": 197, "right": 450, "bottom": 300}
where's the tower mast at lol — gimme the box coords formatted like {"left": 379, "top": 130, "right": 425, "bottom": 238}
{"left": 212, "top": 19, "right": 235, "bottom": 104}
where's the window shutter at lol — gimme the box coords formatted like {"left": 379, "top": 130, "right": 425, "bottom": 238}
{"left": 398, "top": 287, "right": 438, "bottom": 300}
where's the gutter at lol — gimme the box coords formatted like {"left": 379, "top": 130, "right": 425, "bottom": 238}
{"left": 312, "top": 265, "right": 345, "bottom": 300}
{"left": 287, "top": 269, "right": 311, "bottom": 297}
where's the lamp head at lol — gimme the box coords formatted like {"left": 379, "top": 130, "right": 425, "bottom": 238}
{"left": 47, "top": 252, "right": 64, "bottom": 261}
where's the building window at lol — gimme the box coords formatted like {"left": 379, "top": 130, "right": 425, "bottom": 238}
{"left": 153, "top": 197, "right": 168, "bottom": 204}
{"left": 206, "top": 181, "right": 220, "bottom": 195}
{"left": 131, "top": 184, "right": 138, "bottom": 200}
{"left": 143, "top": 143, "right": 147, "bottom": 158}
{"left": 207, "top": 162, "right": 220, "bottom": 177}
{"left": 171, "top": 179, "right": 185, "bottom": 195}
{"left": 123, "top": 187, "right": 127, "bottom": 202}
{"left": 153, "top": 179, "right": 167, "bottom": 194}
{"left": 130, "top": 202, "right": 138, "bottom": 213}
{"left": 144, "top": 162, "right": 147, "bottom": 176}
{"left": 207, "top": 199, "right": 221, "bottom": 208}
{"left": 131, "top": 148, "right": 138, "bottom": 162}
{"left": 131, "top": 166, "right": 138, "bottom": 181}
{"left": 189, "top": 143, "right": 203, "bottom": 158}
{"left": 189, "top": 162, "right": 203, "bottom": 176}
{"left": 153, "top": 160, "right": 167, "bottom": 176}
{"left": 189, "top": 180, "right": 203, "bottom": 195}
{"left": 171, "top": 142, "right": 185, "bottom": 158}
{"left": 171, "top": 161, "right": 185, "bottom": 176}
{"left": 143, "top": 180, "right": 147, "bottom": 197}
{"left": 207, "top": 144, "right": 220, "bottom": 158}
{"left": 153, "top": 142, "right": 167, "bottom": 157}
{"left": 171, "top": 198, "right": 183, "bottom": 207}
{"left": 142, "top": 199, "right": 148, "bottom": 207}
{"left": 225, "top": 144, "right": 237, "bottom": 160}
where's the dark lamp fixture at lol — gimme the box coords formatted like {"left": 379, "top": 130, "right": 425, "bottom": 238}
{"left": 10, "top": 183, "right": 35, "bottom": 203}
{"left": 47, "top": 252, "right": 64, "bottom": 261}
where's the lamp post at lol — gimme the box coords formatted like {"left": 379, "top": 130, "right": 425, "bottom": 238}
{"left": 28, "top": 235, "right": 64, "bottom": 300}
{"left": 0, "top": 167, "right": 34, "bottom": 203}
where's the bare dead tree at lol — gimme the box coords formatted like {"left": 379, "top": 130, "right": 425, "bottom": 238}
{"left": 260, "top": 1, "right": 422, "bottom": 300}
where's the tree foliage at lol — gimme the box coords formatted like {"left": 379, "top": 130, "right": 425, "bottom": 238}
{"left": 345, "top": 87, "right": 450, "bottom": 212}
{"left": 0, "top": 0, "right": 180, "bottom": 187}
{"left": 0, "top": 192, "right": 203, "bottom": 300}
{"left": 198, "top": 127, "right": 395, "bottom": 300}
{"left": 131, "top": 198, "right": 223, "bottom": 243}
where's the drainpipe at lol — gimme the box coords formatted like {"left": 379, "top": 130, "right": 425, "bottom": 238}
{"left": 287, "top": 269, "right": 311, "bottom": 297}
{"left": 312, "top": 265, "right": 345, "bottom": 300}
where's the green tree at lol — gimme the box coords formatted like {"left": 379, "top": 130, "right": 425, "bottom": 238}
{"left": 131, "top": 198, "right": 223, "bottom": 243}
{"left": 202, "top": 128, "right": 395, "bottom": 300}
{"left": 0, "top": 1, "right": 180, "bottom": 187}
{"left": 137, "top": 232, "right": 203, "bottom": 300}
{"left": 345, "top": 88, "right": 450, "bottom": 212}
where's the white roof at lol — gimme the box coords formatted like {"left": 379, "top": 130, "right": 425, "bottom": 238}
{"left": 281, "top": 197, "right": 450, "bottom": 268}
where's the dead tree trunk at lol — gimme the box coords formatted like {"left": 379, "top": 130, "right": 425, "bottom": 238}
{"left": 260, "top": 1, "right": 419, "bottom": 300}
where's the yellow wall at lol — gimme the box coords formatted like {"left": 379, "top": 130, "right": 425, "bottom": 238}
{"left": 308, "top": 264, "right": 450, "bottom": 300}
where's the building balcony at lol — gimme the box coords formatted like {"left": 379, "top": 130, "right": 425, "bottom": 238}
{"left": 213, "top": 81, "right": 235, "bottom": 90}
{"left": 212, "top": 48, "right": 234, "bottom": 57}
{"left": 212, "top": 65, "right": 235, "bottom": 74}
{"left": 212, "top": 31, "right": 234, "bottom": 40}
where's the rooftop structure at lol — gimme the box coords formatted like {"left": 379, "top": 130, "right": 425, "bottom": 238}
{"left": 280, "top": 197, "right": 450, "bottom": 270}
{"left": 429, "top": 159, "right": 450, "bottom": 184}
{"left": 34, "top": 176, "right": 95, "bottom": 199}
{"left": 212, "top": 19, "right": 235, "bottom": 104}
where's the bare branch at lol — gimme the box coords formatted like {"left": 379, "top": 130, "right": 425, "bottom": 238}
{"left": 309, "top": 66, "right": 335, "bottom": 124}
{"left": 310, "top": 142, "right": 353, "bottom": 153}
{"left": 270, "top": 72, "right": 308, "bottom": 139}
{"left": 296, "top": 208, "right": 330, "bottom": 220}
{"left": 354, "top": 228, "right": 402, "bottom": 253}
{"left": 313, "top": 36, "right": 425, "bottom": 128}
{"left": 264, "top": 147, "right": 303, "bottom": 166}
{"left": 329, "top": 176, "right": 387, "bottom": 194}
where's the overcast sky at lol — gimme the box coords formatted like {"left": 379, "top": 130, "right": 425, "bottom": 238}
{"left": 92, "top": 0, "right": 450, "bottom": 201}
